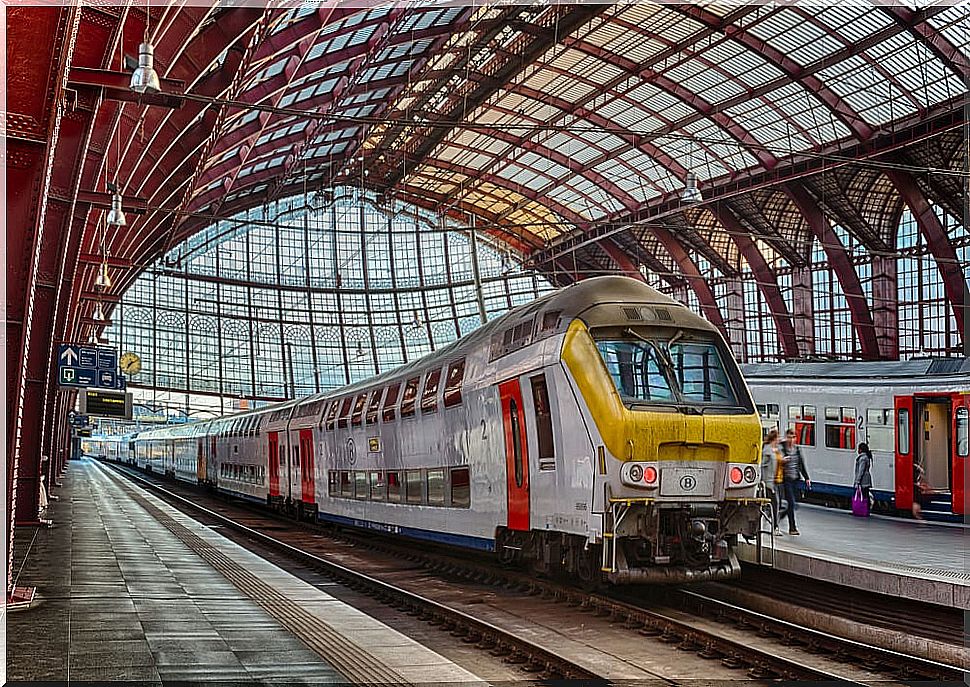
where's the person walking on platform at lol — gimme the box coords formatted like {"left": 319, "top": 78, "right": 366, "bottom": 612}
{"left": 854, "top": 442, "right": 873, "bottom": 510}
{"left": 760, "top": 430, "right": 784, "bottom": 536}
{"left": 779, "top": 429, "right": 811, "bottom": 535}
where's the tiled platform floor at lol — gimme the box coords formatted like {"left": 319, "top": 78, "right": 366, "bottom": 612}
{"left": 739, "top": 503, "right": 969, "bottom": 609}
{"left": 7, "top": 458, "right": 482, "bottom": 684}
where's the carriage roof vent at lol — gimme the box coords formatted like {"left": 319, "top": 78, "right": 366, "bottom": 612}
{"left": 655, "top": 308, "right": 672, "bottom": 321}
{"left": 622, "top": 306, "right": 643, "bottom": 321}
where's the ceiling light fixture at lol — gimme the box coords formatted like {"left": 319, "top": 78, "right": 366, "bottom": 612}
{"left": 94, "top": 262, "right": 112, "bottom": 289}
{"left": 681, "top": 170, "right": 703, "bottom": 205}
{"left": 130, "top": 6, "right": 160, "bottom": 94}
{"left": 107, "top": 189, "right": 127, "bottom": 226}
{"left": 93, "top": 302, "right": 106, "bottom": 323}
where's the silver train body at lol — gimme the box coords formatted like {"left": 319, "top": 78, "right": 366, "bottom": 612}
{"left": 128, "top": 277, "right": 765, "bottom": 584}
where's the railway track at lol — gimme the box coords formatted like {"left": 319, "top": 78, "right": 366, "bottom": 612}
{"left": 106, "top": 461, "right": 963, "bottom": 684}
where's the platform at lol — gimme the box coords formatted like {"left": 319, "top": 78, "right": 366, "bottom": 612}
{"left": 7, "top": 458, "right": 483, "bottom": 684}
{"left": 738, "top": 503, "right": 969, "bottom": 610}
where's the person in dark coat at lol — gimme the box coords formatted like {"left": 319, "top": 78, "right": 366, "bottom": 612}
{"left": 854, "top": 442, "right": 873, "bottom": 508}
{"left": 779, "top": 429, "right": 811, "bottom": 534}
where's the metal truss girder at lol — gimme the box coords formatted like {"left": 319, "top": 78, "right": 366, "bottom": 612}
{"left": 652, "top": 225, "right": 727, "bottom": 334}
{"left": 784, "top": 183, "right": 880, "bottom": 359}
{"left": 885, "top": 168, "right": 966, "bottom": 341}
{"left": 382, "top": 4, "right": 608, "bottom": 194}
{"left": 677, "top": 4, "right": 873, "bottom": 141}
{"left": 716, "top": 206, "right": 799, "bottom": 358}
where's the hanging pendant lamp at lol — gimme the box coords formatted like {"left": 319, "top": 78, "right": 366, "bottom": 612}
{"left": 130, "top": 42, "right": 161, "bottom": 94}
{"left": 94, "top": 262, "right": 112, "bottom": 289}
{"left": 681, "top": 170, "right": 703, "bottom": 205}
{"left": 107, "top": 191, "right": 127, "bottom": 227}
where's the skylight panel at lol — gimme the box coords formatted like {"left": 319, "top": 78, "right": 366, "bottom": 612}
{"left": 598, "top": 98, "right": 663, "bottom": 131}
{"left": 545, "top": 184, "right": 602, "bottom": 221}
{"left": 928, "top": 5, "right": 970, "bottom": 52}
{"left": 628, "top": 82, "right": 695, "bottom": 121}
{"left": 867, "top": 38, "right": 961, "bottom": 109}
{"left": 496, "top": 163, "right": 544, "bottom": 189}
{"left": 815, "top": 6, "right": 892, "bottom": 43}
{"left": 760, "top": 81, "right": 851, "bottom": 145}
{"left": 673, "top": 63, "right": 747, "bottom": 104}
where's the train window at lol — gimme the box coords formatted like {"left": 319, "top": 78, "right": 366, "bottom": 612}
{"left": 351, "top": 393, "right": 367, "bottom": 426}
{"left": 787, "top": 405, "right": 816, "bottom": 447}
{"left": 324, "top": 400, "right": 340, "bottom": 431}
{"left": 354, "top": 471, "right": 368, "bottom": 500}
{"left": 382, "top": 383, "right": 401, "bottom": 423}
{"left": 427, "top": 469, "right": 445, "bottom": 505}
{"left": 598, "top": 340, "right": 674, "bottom": 403}
{"left": 387, "top": 471, "right": 402, "bottom": 503}
{"left": 956, "top": 408, "right": 968, "bottom": 457}
{"left": 897, "top": 409, "right": 910, "bottom": 455}
{"left": 540, "top": 310, "right": 561, "bottom": 332}
{"left": 401, "top": 377, "right": 420, "bottom": 418}
{"left": 451, "top": 467, "right": 470, "bottom": 508}
{"left": 337, "top": 397, "right": 353, "bottom": 429}
{"left": 340, "top": 471, "right": 352, "bottom": 497}
{"left": 365, "top": 389, "right": 383, "bottom": 425}
{"left": 421, "top": 368, "right": 442, "bottom": 414}
{"left": 443, "top": 359, "right": 465, "bottom": 408}
{"left": 531, "top": 374, "right": 555, "bottom": 468}
{"left": 757, "top": 404, "right": 780, "bottom": 439}
{"left": 369, "top": 471, "right": 385, "bottom": 501}
{"left": 405, "top": 470, "right": 423, "bottom": 504}
{"left": 866, "top": 408, "right": 894, "bottom": 453}
{"left": 824, "top": 407, "right": 857, "bottom": 450}
{"left": 510, "top": 399, "right": 524, "bottom": 488}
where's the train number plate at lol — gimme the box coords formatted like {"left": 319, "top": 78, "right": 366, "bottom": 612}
{"left": 660, "top": 467, "right": 714, "bottom": 497}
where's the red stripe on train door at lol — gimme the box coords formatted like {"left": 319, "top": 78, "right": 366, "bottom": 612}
{"left": 499, "top": 379, "right": 530, "bottom": 531}
{"left": 300, "top": 428, "right": 315, "bottom": 504}
{"left": 268, "top": 431, "right": 280, "bottom": 497}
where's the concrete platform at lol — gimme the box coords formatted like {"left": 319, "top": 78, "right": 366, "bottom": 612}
{"left": 738, "top": 503, "right": 969, "bottom": 610}
{"left": 7, "top": 458, "right": 483, "bottom": 684}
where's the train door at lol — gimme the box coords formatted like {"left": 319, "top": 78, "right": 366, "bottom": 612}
{"left": 952, "top": 394, "right": 968, "bottom": 516}
{"left": 196, "top": 439, "right": 205, "bottom": 484}
{"left": 299, "top": 428, "right": 315, "bottom": 504}
{"left": 499, "top": 379, "right": 530, "bottom": 531}
{"left": 893, "top": 395, "right": 914, "bottom": 510}
{"left": 210, "top": 436, "right": 217, "bottom": 484}
{"left": 268, "top": 432, "right": 280, "bottom": 498}
{"left": 918, "top": 398, "right": 951, "bottom": 497}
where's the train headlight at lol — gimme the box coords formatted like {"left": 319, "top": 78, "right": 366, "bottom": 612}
{"left": 725, "top": 462, "right": 759, "bottom": 489}
{"left": 621, "top": 462, "right": 659, "bottom": 489}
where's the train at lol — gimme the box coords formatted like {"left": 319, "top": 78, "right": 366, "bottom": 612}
{"left": 744, "top": 359, "right": 969, "bottom": 521}
{"left": 97, "top": 276, "right": 768, "bottom": 585}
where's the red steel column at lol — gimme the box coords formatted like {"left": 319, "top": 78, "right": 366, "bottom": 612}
{"left": 790, "top": 266, "right": 815, "bottom": 357}
{"left": 653, "top": 226, "right": 727, "bottom": 335}
{"left": 786, "top": 183, "right": 880, "bottom": 359}
{"left": 871, "top": 254, "right": 899, "bottom": 359}
{"left": 885, "top": 169, "right": 965, "bottom": 346}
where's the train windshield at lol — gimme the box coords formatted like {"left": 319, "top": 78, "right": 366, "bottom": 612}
{"left": 596, "top": 334, "right": 742, "bottom": 410}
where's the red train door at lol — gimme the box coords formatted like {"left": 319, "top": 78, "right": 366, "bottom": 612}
{"left": 894, "top": 395, "right": 914, "bottom": 510}
{"left": 299, "top": 428, "right": 315, "bottom": 503}
{"left": 196, "top": 440, "right": 205, "bottom": 483}
{"left": 951, "top": 393, "right": 968, "bottom": 516}
{"left": 268, "top": 432, "right": 280, "bottom": 497}
{"left": 499, "top": 379, "right": 530, "bottom": 531}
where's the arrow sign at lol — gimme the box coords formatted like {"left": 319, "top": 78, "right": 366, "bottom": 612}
{"left": 60, "top": 345, "right": 79, "bottom": 366}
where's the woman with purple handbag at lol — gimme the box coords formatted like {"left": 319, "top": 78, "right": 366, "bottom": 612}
{"left": 852, "top": 443, "right": 873, "bottom": 517}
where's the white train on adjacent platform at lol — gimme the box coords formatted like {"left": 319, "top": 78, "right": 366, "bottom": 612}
{"left": 117, "top": 277, "right": 768, "bottom": 584}
{"left": 744, "top": 359, "right": 969, "bottom": 520}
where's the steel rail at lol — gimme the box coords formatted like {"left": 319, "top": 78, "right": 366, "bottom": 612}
{"left": 102, "top": 462, "right": 601, "bottom": 681}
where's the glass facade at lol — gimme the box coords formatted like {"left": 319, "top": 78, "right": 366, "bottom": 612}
{"left": 107, "top": 191, "right": 553, "bottom": 408}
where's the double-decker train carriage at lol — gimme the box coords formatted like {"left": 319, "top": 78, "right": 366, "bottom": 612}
{"left": 132, "top": 276, "right": 765, "bottom": 585}
{"left": 745, "top": 359, "right": 970, "bottom": 520}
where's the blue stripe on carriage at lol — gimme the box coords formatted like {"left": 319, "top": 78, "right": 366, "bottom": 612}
{"left": 804, "top": 482, "right": 895, "bottom": 502}
{"left": 216, "top": 487, "right": 266, "bottom": 506}
{"left": 316, "top": 511, "right": 495, "bottom": 552}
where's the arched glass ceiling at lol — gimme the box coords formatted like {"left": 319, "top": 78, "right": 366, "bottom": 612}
{"left": 182, "top": 2, "right": 967, "bottom": 250}
{"left": 106, "top": 190, "right": 553, "bottom": 410}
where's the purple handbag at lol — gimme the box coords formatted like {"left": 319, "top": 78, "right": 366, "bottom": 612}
{"left": 851, "top": 486, "right": 869, "bottom": 517}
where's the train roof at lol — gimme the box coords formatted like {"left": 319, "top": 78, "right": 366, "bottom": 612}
{"left": 741, "top": 358, "right": 970, "bottom": 380}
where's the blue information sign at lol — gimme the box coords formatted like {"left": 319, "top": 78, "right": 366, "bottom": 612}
{"left": 97, "top": 348, "right": 117, "bottom": 369}
{"left": 58, "top": 343, "right": 120, "bottom": 389}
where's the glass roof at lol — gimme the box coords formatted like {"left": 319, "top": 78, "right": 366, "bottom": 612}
{"left": 181, "top": 1, "right": 966, "bottom": 266}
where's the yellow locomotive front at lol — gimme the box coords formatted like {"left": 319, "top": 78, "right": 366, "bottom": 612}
{"left": 562, "top": 294, "right": 763, "bottom": 584}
